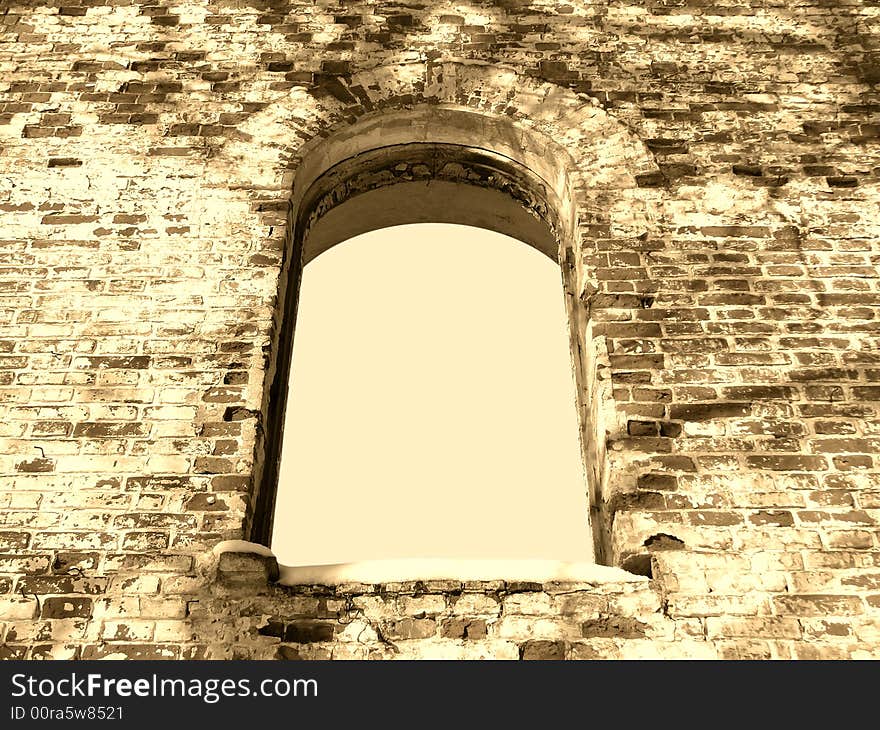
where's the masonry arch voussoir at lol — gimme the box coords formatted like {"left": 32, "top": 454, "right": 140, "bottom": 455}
{"left": 214, "top": 61, "right": 659, "bottom": 202}
{"left": 211, "top": 60, "right": 662, "bottom": 292}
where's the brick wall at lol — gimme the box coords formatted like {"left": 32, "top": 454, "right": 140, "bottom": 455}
{"left": 0, "top": 0, "right": 878, "bottom": 659}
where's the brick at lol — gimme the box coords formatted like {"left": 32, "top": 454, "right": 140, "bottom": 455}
{"left": 75, "top": 356, "right": 150, "bottom": 370}
{"left": 40, "top": 597, "right": 92, "bottom": 619}
{"left": 0, "top": 532, "right": 30, "bottom": 549}
{"left": 47, "top": 158, "right": 82, "bottom": 168}
{"left": 81, "top": 644, "right": 178, "bottom": 660}
{"left": 440, "top": 618, "right": 487, "bottom": 639}
{"left": 580, "top": 616, "right": 648, "bottom": 639}
{"left": 670, "top": 402, "right": 751, "bottom": 421}
{"left": 717, "top": 640, "right": 773, "bottom": 660}
{"left": 520, "top": 640, "right": 566, "bottom": 660}
{"left": 0, "top": 598, "right": 39, "bottom": 620}
{"left": 382, "top": 618, "right": 436, "bottom": 640}
{"left": 17, "top": 576, "right": 108, "bottom": 595}
{"left": 72, "top": 422, "right": 150, "bottom": 437}
{"left": 773, "top": 595, "right": 864, "bottom": 616}
{"left": 705, "top": 617, "right": 801, "bottom": 639}
{"left": 283, "top": 622, "right": 335, "bottom": 643}
{"left": 749, "top": 511, "right": 795, "bottom": 527}
{"left": 746, "top": 455, "right": 828, "bottom": 471}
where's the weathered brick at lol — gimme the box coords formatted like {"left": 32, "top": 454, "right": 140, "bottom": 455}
{"left": 40, "top": 597, "right": 92, "bottom": 619}
{"left": 746, "top": 455, "right": 828, "bottom": 472}
{"left": 81, "top": 644, "right": 179, "bottom": 660}
{"left": 520, "top": 640, "right": 566, "bottom": 660}
{"left": 17, "top": 576, "right": 108, "bottom": 595}
{"left": 670, "top": 403, "right": 752, "bottom": 421}
{"left": 72, "top": 422, "right": 150, "bottom": 438}
{"left": 0, "top": 532, "right": 30, "bottom": 549}
{"left": 283, "top": 622, "right": 335, "bottom": 643}
{"left": 382, "top": 618, "right": 436, "bottom": 640}
{"left": 440, "top": 618, "right": 487, "bottom": 639}
{"left": 773, "top": 595, "right": 864, "bottom": 616}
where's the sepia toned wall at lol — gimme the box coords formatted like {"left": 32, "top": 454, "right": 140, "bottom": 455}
{"left": 0, "top": 0, "right": 879, "bottom": 659}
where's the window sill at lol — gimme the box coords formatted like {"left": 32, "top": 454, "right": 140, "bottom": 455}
{"left": 212, "top": 541, "right": 647, "bottom": 588}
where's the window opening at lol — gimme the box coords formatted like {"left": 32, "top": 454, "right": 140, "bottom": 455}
{"left": 269, "top": 223, "right": 593, "bottom": 567}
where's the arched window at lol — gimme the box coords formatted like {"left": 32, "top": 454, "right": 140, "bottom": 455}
{"left": 249, "top": 109, "right": 609, "bottom": 575}
{"left": 269, "top": 223, "right": 593, "bottom": 566}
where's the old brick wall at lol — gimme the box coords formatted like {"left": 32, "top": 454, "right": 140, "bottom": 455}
{"left": 0, "top": 0, "right": 879, "bottom": 659}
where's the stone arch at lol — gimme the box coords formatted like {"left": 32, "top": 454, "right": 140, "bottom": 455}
{"left": 209, "top": 60, "right": 660, "bottom": 305}
{"left": 214, "top": 60, "right": 660, "bottom": 248}
{"left": 212, "top": 61, "right": 661, "bottom": 567}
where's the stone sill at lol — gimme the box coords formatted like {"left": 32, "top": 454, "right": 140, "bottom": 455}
{"left": 213, "top": 541, "right": 647, "bottom": 593}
